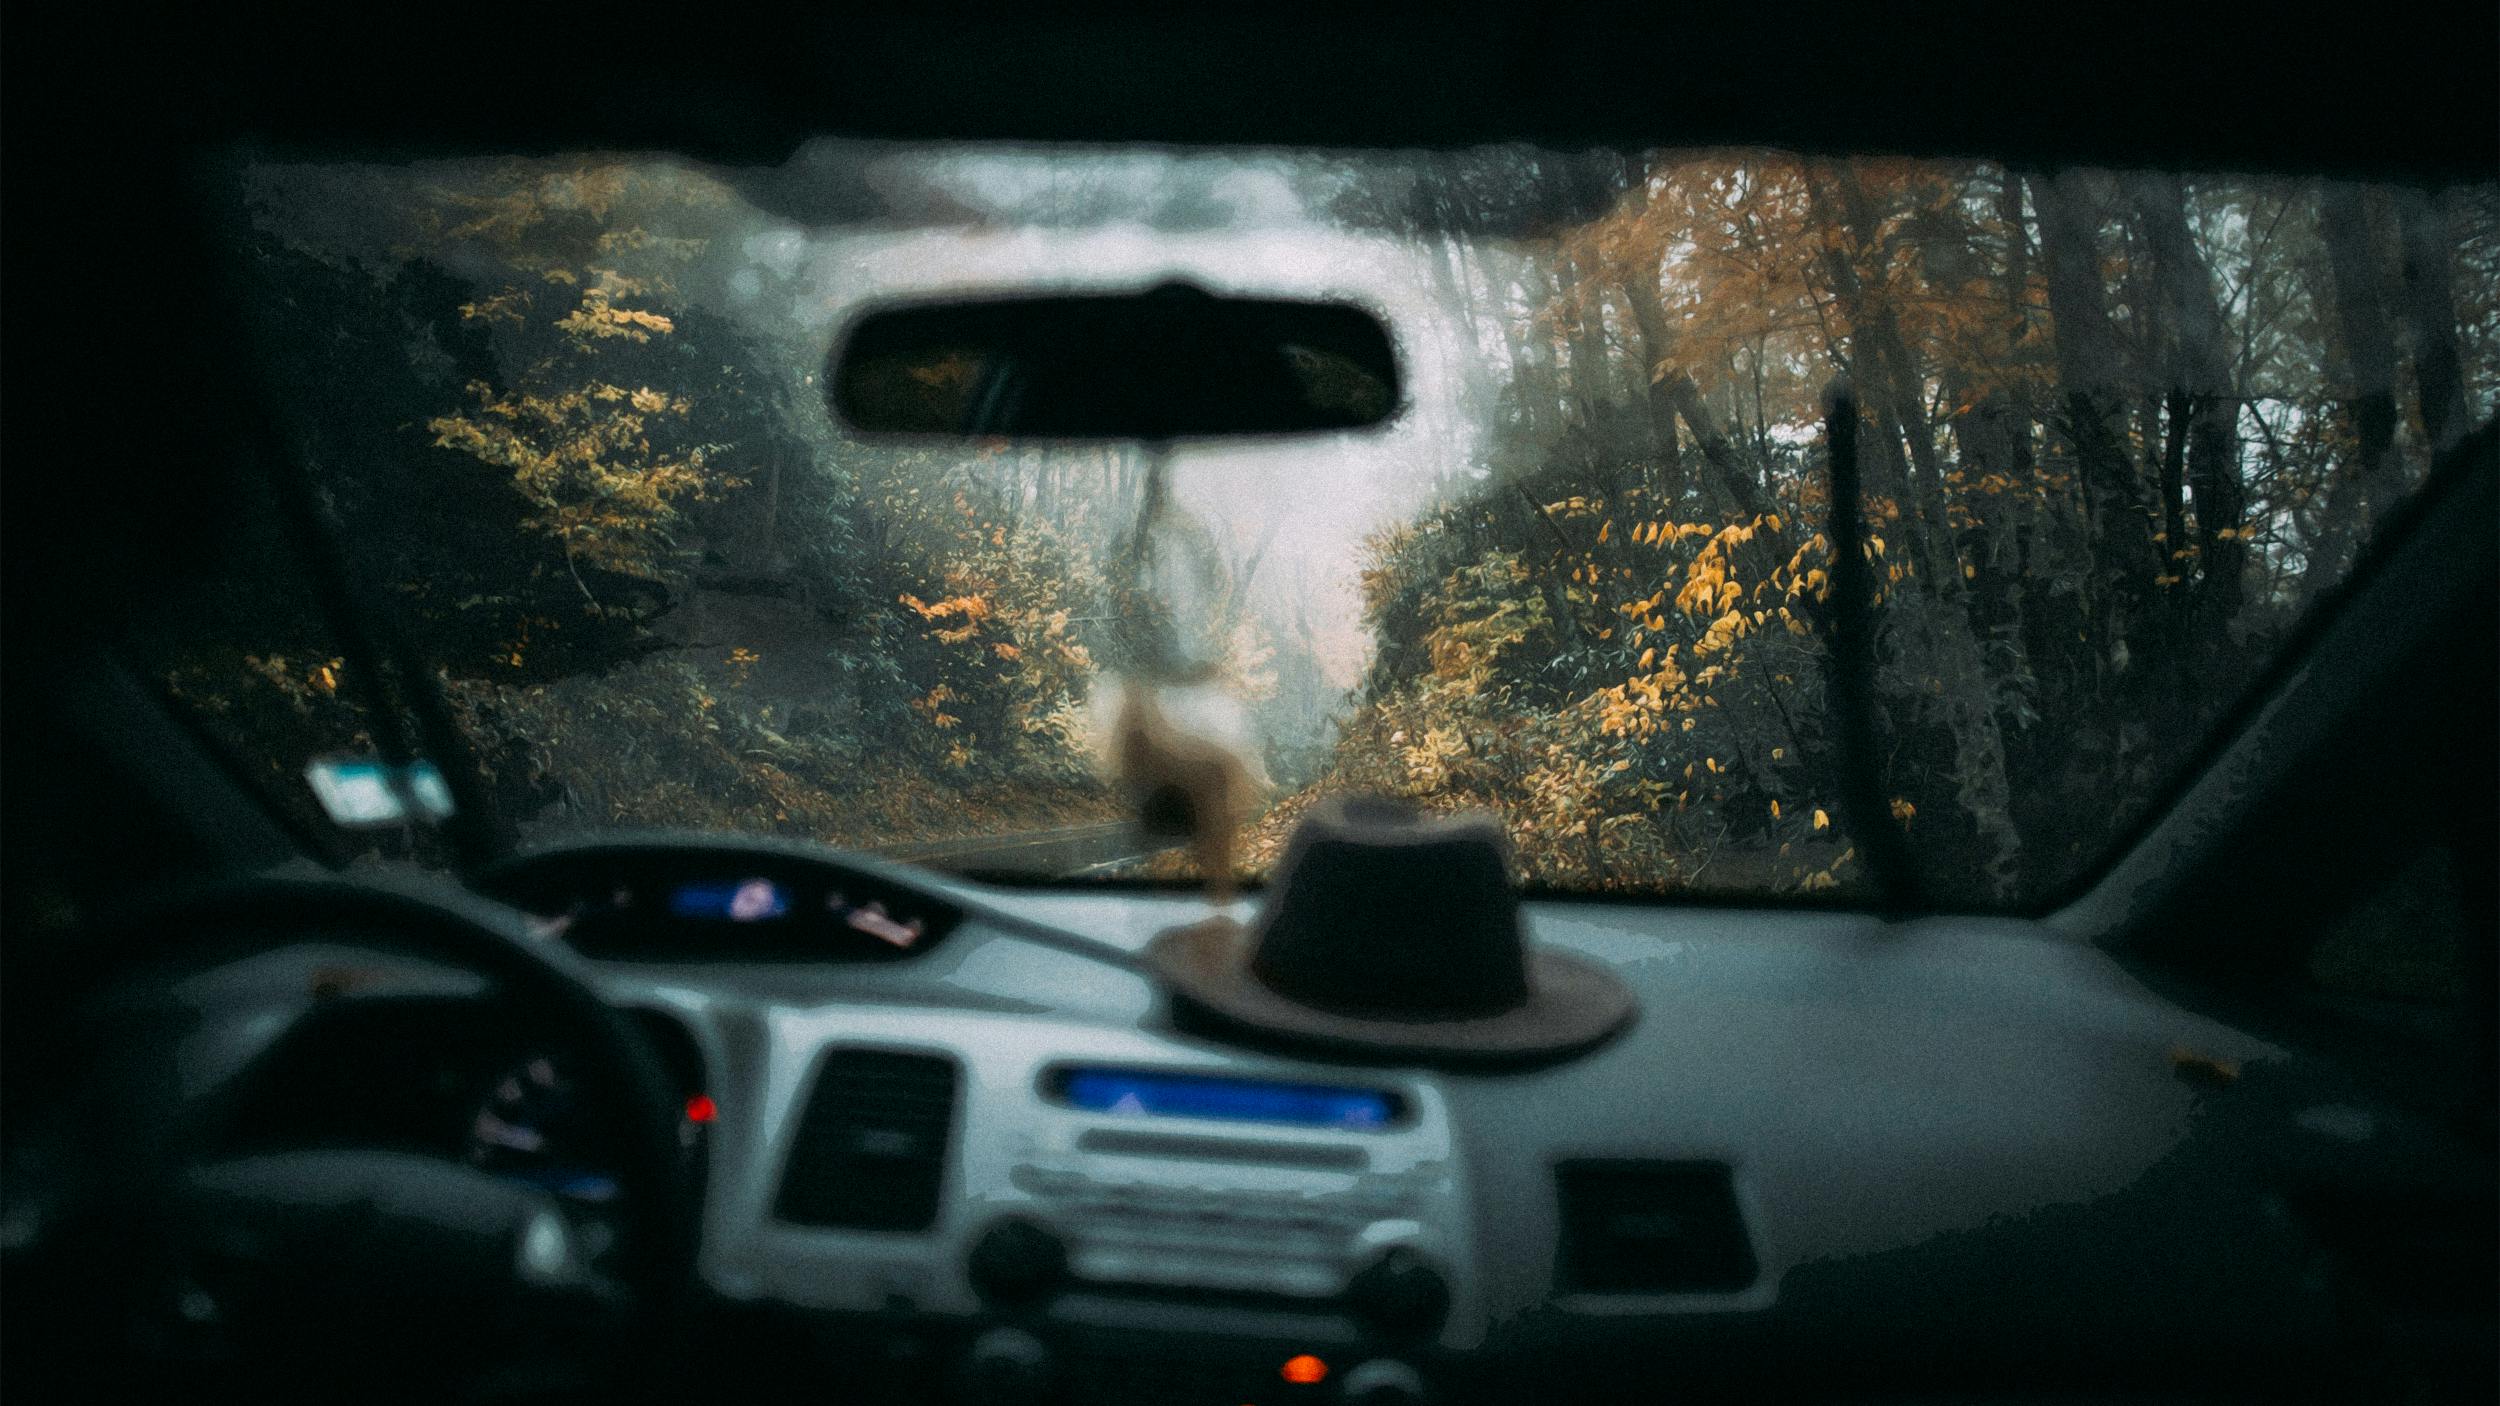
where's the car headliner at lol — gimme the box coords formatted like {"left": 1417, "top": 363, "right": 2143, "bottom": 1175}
{"left": 16, "top": 7, "right": 2498, "bottom": 181}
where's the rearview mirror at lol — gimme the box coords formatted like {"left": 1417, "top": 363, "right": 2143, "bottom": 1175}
{"left": 828, "top": 282, "right": 1401, "bottom": 441}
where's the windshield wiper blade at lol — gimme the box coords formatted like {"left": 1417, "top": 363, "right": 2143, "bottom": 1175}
{"left": 1822, "top": 380, "right": 1920, "bottom": 913}
{"left": 184, "top": 150, "right": 513, "bottom": 875}
{"left": 254, "top": 432, "right": 515, "bottom": 874}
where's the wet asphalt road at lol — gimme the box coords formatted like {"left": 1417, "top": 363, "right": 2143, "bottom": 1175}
{"left": 869, "top": 820, "right": 1175, "bottom": 877}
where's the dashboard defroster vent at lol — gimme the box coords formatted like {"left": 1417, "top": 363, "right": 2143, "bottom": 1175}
{"left": 775, "top": 1048, "right": 959, "bottom": 1232}
{"left": 1555, "top": 1159, "right": 1756, "bottom": 1294}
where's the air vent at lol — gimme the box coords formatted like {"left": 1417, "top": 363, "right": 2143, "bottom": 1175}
{"left": 1555, "top": 1159, "right": 1756, "bottom": 1294}
{"left": 775, "top": 1048, "right": 958, "bottom": 1231}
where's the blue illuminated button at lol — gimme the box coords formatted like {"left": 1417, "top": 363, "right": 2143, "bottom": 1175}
{"left": 668, "top": 878, "right": 788, "bottom": 921}
{"left": 1056, "top": 1068, "right": 1400, "bottom": 1130}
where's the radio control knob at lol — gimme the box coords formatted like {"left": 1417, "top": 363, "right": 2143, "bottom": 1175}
{"left": 967, "top": 1216, "right": 1066, "bottom": 1304}
{"left": 1341, "top": 1358, "right": 1431, "bottom": 1406}
{"left": 1346, "top": 1245, "right": 1450, "bottom": 1337}
{"left": 955, "top": 1327, "right": 1052, "bottom": 1405}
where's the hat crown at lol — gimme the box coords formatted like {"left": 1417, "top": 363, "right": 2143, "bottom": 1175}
{"left": 1247, "top": 796, "right": 1530, "bottom": 1019}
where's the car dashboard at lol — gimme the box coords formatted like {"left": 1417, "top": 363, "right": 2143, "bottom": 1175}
{"left": 178, "top": 835, "right": 2402, "bottom": 1404}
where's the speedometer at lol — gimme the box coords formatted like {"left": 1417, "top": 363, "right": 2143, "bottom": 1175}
{"left": 467, "top": 1049, "right": 713, "bottom": 1205}
{"left": 468, "top": 1055, "right": 621, "bottom": 1203}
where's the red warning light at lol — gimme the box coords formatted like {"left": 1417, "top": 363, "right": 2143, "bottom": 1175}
{"left": 1280, "top": 1354, "right": 1327, "bottom": 1385}
{"left": 684, "top": 1094, "right": 718, "bottom": 1124}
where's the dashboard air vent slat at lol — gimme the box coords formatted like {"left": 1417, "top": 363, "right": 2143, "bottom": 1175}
{"left": 775, "top": 1048, "right": 958, "bottom": 1232}
{"left": 1555, "top": 1159, "right": 1756, "bottom": 1294}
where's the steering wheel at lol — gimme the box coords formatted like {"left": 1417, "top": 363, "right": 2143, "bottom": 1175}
{"left": 18, "top": 872, "right": 698, "bottom": 1400}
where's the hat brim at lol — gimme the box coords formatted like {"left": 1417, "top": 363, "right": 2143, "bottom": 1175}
{"left": 1145, "top": 918, "right": 1636, "bottom": 1064}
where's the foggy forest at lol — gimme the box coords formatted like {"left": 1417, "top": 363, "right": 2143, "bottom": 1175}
{"left": 152, "top": 142, "right": 2500, "bottom": 905}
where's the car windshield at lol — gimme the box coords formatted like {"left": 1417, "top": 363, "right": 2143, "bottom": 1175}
{"left": 151, "top": 141, "right": 2498, "bottom": 907}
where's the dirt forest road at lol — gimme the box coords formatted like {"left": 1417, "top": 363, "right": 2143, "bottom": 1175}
{"left": 869, "top": 820, "right": 1176, "bottom": 877}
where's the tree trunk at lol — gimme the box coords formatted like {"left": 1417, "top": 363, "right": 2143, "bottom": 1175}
{"left": 2158, "top": 388, "right": 2192, "bottom": 648}
{"left": 1987, "top": 169, "right": 2039, "bottom": 483}
{"left": 2131, "top": 175, "right": 2245, "bottom": 648}
{"left": 2318, "top": 185, "right": 2402, "bottom": 573}
{"left": 2393, "top": 191, "right": 2472, "bottom": 454}
{"left": 1802, "top": 170, "right": 1914, "bottom": 505}
{"left": 1834, "top": 170, "right": 1947, "bottom": 496}
{"left": 1821, "top": 167, "right": 2021, "bottom": 891}
{"left": 1557, "top": 245, "right": 1617, "bottom": 431}
{"left": 2030, "top": 170, "right": 2162, "bottom": 661}
{"left": 1916, "top": 168, "right": 2040, "bottom": 671}
{"left": 1623, "top": 276, "right": 1782, "bottom": 547}
{"left": 759, "top": 442, "right": 783, "bottom": 564}
{"left": 1954, "top": 167, "right": 2041, "bottom": 657}
{"left": 1655, "top": 407, "right": 1686, "bottom": 503}
{"left": 1805, "top": 164, "right": 1968, "bottom": 608}
{"left": 1667, "top": 373, "right": 1767, "bottom": 517}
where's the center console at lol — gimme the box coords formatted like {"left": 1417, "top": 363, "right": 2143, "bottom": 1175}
{"left": 1002, "top": 1065, "right": 1450, "bottom": 1318}
{"left": 698, "top": 1004, "right": 1477, "bottom": 1403}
